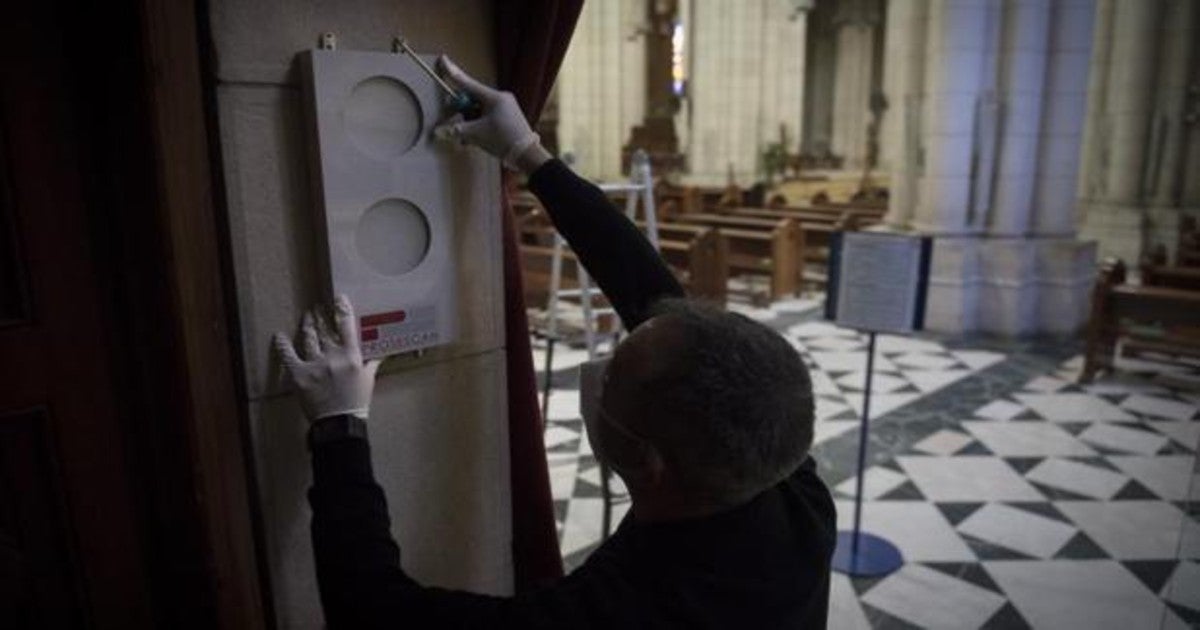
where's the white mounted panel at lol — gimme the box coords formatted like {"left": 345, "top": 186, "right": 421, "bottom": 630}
{"left": 301, "top": 48, "right": 482, "bottom": 358}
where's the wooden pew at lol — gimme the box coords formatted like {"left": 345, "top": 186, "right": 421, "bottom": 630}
{"left": 668, "top": 214, "right": 801, "bottom": 300}
{"left": 1179, "top": 216, "right": 1199, "bottom": 268}
{"left": 646, "top": 223, "right": 728, "bottom": 304}
{"left": 1141, "top": 245, "right": 1200, "bottom": 291}
{"left": 722, "top": 207, "right": 857, "bottom": 288}
{"left": 518, "top": 219, "right": 728, "bottom": 306}
{"left": 765, "top": 194, "right": 887, "bottom": 219}
{"left": 1080, "top": 258, "right": 1200, "bottom": 383}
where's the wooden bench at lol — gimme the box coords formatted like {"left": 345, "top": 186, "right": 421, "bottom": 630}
{"left": 1179, "top": 216, "right": 1199, "bottom": 268}
{"left": 1141, "top": 245, "right": 1200, "bottom": 291}
{"left": 518, "top": 219, "right": 728, "bottom": 306}
{"left": 642, "top": 223, "right": 728, "bottom": 304}
{"left": 668, "top": 214, "right": 801, "bottom": 300}
{"left": 721, "top": 207, "right": 862, "bottom": 287}
{"left": 766, "top": 194, "right": 887, "bottom": 219}
{"left": 1080, "top": 258, "right": 1200, "bottom": 383}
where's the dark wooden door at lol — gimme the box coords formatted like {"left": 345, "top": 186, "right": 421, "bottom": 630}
{"left": 0, "top": 4, "right": 156, "bottom": 628}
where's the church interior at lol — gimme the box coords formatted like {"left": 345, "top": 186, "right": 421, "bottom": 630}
{"left": 526, "top": 1, "right": 1200, "bottom": 627}
{"left": 0, "top": 0, "right": 1196, "bottom": 628}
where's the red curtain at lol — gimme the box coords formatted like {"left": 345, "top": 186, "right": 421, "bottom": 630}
{"left": 494, "top": 0, "right": 583, "bottom": 591}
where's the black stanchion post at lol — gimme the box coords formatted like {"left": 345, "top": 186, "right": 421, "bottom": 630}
{"left": 850, "top": 332, "right": 876, "bottom": 560}
{"left": 832, "top": 331, "right": 902, "bottom": 577}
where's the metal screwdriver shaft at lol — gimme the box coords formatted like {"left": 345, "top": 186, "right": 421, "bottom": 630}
{"left": 392, "top": 37, "right": 481, "bottom": 118}
{"left": 393, "top": 37, "right": 459, "bottom": 99}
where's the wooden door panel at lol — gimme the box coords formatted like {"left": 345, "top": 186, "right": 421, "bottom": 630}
{"left": 0, "top": 409, "right": 85, "bottom": 628}
{"left": 0, "top": 3, "right": 155, "bottom": 627}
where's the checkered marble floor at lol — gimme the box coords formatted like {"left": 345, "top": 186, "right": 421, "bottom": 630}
{"left": 535, "top": 300, "right": 1200, "bottom": 629}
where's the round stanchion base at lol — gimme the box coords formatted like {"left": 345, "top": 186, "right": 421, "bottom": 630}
{"left": 832, "top": 531, "right": 903, "bottom": 577}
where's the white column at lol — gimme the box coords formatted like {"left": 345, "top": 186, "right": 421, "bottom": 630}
{"left": 829, "top": 0, "right": 880, "bottom": 168}
{"left": 759, "top": 1, "right": 808, "bottom": 151}
{"left": 1032, "top": 0, "right": 1096, "bottom": 236}
{"left": 556, "top": 0, "right": 647, "bottom": 180}
{"left": 913, "top": 0, "right": 991, "bottom": 234}
{"left": 687, "top": 0, "right": 759, "bottom": 183}
{"left": 687, "top": 0, "right": 808, "bottom": 184}
{"left": 881, "top": 0, "right": 929, "bottom": 228}
{"left": 987, "top": 0, "right": 1051, "bottom": 236}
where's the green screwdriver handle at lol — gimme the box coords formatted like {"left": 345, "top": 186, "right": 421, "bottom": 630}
{"left": 449, "top": 92, "right": 483, "bottom": 121}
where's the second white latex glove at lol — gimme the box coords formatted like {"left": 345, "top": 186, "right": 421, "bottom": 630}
{"left": 433, "top": 56, "right": 540, "bottom": 168}
{"left": 273, "top": 295, "right": 381, "bottom": 421}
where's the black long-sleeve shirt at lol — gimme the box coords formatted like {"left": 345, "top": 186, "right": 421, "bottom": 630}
{"left": 308, "top": 159, "right": 836, "bottom": 628}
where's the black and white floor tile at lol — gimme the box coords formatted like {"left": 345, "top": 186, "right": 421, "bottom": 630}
{"left": 535, "top": 297, "right": 1200, "bottom": 629}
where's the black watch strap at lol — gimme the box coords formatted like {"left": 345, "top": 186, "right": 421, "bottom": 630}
{"left": 307, "top": 414, "right": 368, "bottom": 450}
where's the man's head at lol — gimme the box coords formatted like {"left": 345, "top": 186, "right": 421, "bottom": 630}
{"left": 587, "top": 299, "right": 814, "bottom": 515}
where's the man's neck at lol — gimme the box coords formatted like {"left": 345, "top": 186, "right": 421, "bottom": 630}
{"left": 627, "top": 486, "right": 743, "bottom": 523}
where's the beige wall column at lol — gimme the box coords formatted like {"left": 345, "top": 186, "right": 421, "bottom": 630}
{"left": 829, "top": 0, "right": 882, "bottom": 169}
{"left": 880, "top": 0, "right": 928, "bottom": 229}
{"left": 556, "top": 0, "right": 647, "bottom": 180}
{"left": 686, "top": 0, "right": 809, "bottom": 184}
{"left": 1103, "top": 1, "right": 1158, "bottom": 204}
{"left": 759, "top": 1, "right": 809, "bottom": 152}
{"left": 687, "top": 0, "right": 763, "bottom": 183}
{"left": 1146, "top": 0, "right": 1196, "bottom": 208}
{"left": 1078, "top": 0, "right": 1200, "bottom": 264}
{"left": 1142, "top": 0, "right": 1199, "bottom": 255}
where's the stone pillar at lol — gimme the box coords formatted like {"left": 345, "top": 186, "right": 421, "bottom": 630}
{"left": 916, "top": 0, "right": 992, "bottom": 333}
{"left": 1146, "top": 0, "right": 1195, "bottom": 208}
{"left": 759, "top": 1, "right": 809, "bottom": 152}
{"left": 1104, "top": 1, "right": 1158, "bottom": 204}
{"left": 556, "top": 0, "right": 647, "bottom": 180}
{"left": 801, "top": 2, "right": 837, "bottom": 157}
{"left": 906, "top": 0, "right": 1101, "bottom": 336}
{"left": 988, "top": 0, "right": 1050, "bottom": 236}
{"left": 829, "top": 0, "right": 882, "bottom": 169}
{"left": 912, "top": 0, "right": 991, "bottom": 234}
{"left": 1144, "top": 0, "right": 1199, "bottom": 257}
{"left": 1078, "top": 0, "right": 1200, "bottom": 265}
{"left": 880, "top": 0, "right": 928, "bottom": 228}
{"left": 1076, "top": 0, "right": 1159, "bottom": 263}
{"left": 1024, "top": 0, "right": 1096, "bottom": 334}
{"left": 1032, "top": 0, "right": 1094, "bottom": 236}
{"left": 686, "top": 0, "right": 809, "bottom": 184}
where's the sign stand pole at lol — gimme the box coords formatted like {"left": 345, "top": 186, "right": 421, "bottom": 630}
{"left": 832, "top": 331, "right": 903, "bottom": 577}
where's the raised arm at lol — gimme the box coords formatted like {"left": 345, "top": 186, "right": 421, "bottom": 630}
{"left": 436, "top": 58, "right": 684, "bottom": 329}
{"left": 524, "top": 160, "right": 684, "bottom": 328}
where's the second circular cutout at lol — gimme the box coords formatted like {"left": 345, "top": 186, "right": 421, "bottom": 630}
{"left": 355, "top": 198, "right": 431, "bottom": 277}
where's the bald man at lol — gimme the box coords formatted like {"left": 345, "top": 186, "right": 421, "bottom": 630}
{"left": 274, "top": 58, "right": 835, "bottom": 629}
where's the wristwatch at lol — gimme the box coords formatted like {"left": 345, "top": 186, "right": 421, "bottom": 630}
{"left": 307, "top": 414, "right": 368, "bottom": 450}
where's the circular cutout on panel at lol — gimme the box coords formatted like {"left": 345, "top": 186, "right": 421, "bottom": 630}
{"left": 355, "top": 198, "right": 431, "bottom": 276}
{"left": 344, "top": 76, "right": 423, "bottom": 159}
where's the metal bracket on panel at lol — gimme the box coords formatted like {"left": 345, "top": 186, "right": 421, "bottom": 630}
{"left": 318, "top": 32, "right": 337, "bottom": 50}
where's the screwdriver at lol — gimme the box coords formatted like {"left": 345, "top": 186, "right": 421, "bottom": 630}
{"left": 393, "top": 38, "right": 483, "bottom": 120}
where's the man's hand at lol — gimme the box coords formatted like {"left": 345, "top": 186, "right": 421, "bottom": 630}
{"left": 273, "top": 295, "right": 381, "bottom": 422}
{"left": 433, "top": 56, "right": 551, "bottom": 173}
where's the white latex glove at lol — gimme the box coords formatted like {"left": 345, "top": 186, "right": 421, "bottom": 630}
{"left": 273, "top": 295, "right": 381, "bottom": 421}
{"left": 433, "top": 56, "right": 544, "bottom": 170}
